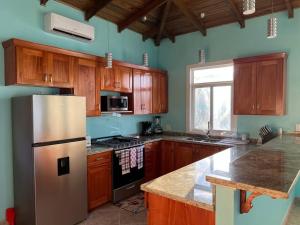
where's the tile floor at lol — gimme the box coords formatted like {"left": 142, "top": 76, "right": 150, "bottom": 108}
{"left": 78, "top": 203, "right": 147, "bottom": 225}
{"left": 286, "top": 198, "right": 300, "bottom": 225}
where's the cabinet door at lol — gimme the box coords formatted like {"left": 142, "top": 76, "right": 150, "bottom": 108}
{"left": 87, "top": 163, "right": 111, "bottom": 210}
{"left": 159, "top": 73, "right": 168, "bottom": 113}
{"left": 145, "top": 142, "right": 161, "bottom": 182}
{"left": 256, "top": 59, "right": 284, "bottom": 115}
{"left": 115, "top": 65, "right": 132, "bottom": 93}
{"left": 152, "top": 73, "right": 160, "bottom": 114}
{"left": 233, "top": 62, "right": 257, "bottom": 115}
{"left": 74, "top": 59, "right": 100, "bottom": 117}
{"left": 174, "top": 142, "right": 194, "bottom": 170}
{"left": 193, "top": 144, "right": 223, "bottom": 162}
{"left": 141, "top": 72, "right": 153, "bottom": 114}
{"left": 47, "top": 53, "right": 74, "bottom": 88}
{"left": 16, "top": 47, "right": 47, "bottom": 86}
{"left": 100, "top": 67, "right": 115, "bottom": 91}
{"left": 133, "top": 69, "right": 143, "bottom": 114}
{"left": 160, "top": 141, "right": 175, "bottom": 175}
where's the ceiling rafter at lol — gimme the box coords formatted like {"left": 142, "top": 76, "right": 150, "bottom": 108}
{"left": 118, "top": 0, "right": 168, "bottom": 33}
{"left": 143, "top": 27, "right": 175, "bottom": 43}
{"left": 155, "top": 0, "right": 173, "bottom": 46}
{"left": 173, "top": 0, "right": 206, "bottom": 36}
{"left": 40, "top": 0, "right": 48, "bottom": 6}
{"left": 85, "top": 0, "right": 113, "bottom": 21}
{"left": 284, "top": 0, "right": 294, "bottom": 18}
{"left": 225, "top": 0, "right": 245, "bottom": 28}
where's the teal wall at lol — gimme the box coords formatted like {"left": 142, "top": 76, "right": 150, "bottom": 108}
{"left": 0, "top": 0, "right": 159, "bottom": 220}
{"left": 158, "top": 9, "right": 300, "bottom": 138}
{"left": 216, "top": 185, "right": 297, "bottom": 225}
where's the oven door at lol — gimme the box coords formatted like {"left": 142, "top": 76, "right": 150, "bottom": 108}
{"left": 112, "top": 148, "right": 144, "bottom": 189}
{"left": 108, "top": 96, "right": 128, "bottom": 111}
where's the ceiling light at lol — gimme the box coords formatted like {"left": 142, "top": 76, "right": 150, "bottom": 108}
{"left": 143, "top": 53, "right": 149, "bottom": 67}
{"left": 142, "top": 16, "right": 147, "bottom": 22}
{"left": 267, "top": 0, "right": 277, "bottom": 39}
{"left": 105, "top": 52, "right": 113, "bottom": 68}
{"left": 243, "top": 0, "right": 255, "bottom": 15}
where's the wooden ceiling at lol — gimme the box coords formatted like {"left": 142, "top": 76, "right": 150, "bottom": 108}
{"left": 41, "top": 0, "right": 300, "bottom": 45}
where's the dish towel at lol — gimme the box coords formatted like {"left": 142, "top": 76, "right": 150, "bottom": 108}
{"left": 116, "top": 149, "right": 131, "bottom": 175}
{"left": 130, "top": 148, "right": 137, "bottom": 168}
{"left": 136, "top": 146, "right": 144, "bottom": 170}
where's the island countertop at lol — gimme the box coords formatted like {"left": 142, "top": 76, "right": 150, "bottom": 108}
{"left": 141, "top": 135, "right": 300, "bottom": 211}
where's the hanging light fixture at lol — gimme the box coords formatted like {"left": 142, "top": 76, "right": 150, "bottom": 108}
{"left": 243, "top": 0, "right": 255, "bottom": 15}
{"left": 143, "top": 53, "right": 149, "bottom": 67}
{"left": 199, "top": 49, "right": 206, "bottom": 64}
{"left": 267, "top": 0, "right": 277, "bottom": 39}
{"left": 106, "top": 22, "right": 112, "bottom": 68}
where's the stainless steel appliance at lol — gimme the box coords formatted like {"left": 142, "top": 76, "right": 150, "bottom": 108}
{"left": 92, "top": 136, "right": 144, "bottom": 202}
{"left": 101, "top": 96, "right": 128, "bottom": 112}
{"left": 12, "top": 95, "right": 87, "bottom": 225}
{"left": 140, "top": 121, "right": 153, "bottom": 136}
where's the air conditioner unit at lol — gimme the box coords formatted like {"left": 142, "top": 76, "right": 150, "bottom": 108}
{"left": 44, "top": 13, "right": 95, "bottom": 42}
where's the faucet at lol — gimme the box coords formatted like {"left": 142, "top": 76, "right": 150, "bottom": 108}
{"left": 206, "top": 121, "right": 211, "bottom": 139}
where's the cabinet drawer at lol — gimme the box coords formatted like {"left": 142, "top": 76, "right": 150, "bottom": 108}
{"left": 88, "top": 151, "right": 111, "bottom": 165}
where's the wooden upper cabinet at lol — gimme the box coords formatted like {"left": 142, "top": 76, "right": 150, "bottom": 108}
{"left": 47, "top": 52, "right": 74, "bottom": 88}
{"left": 73, "top": 59, "right": 100, "bottom": 117}
{"left": 233, "top": 53, "right": 287, "bottom": 116}
{"left": 233, "top": 62, "right": 257, "bottom": 115}
{"left": 133, "top": 69, "right": 152, "bottom": 115}
{"left": 16, "top": 47, "right": 47, "bottom": 86}
{"left": 152, "top": 72, "right": 168, "bottom": 114}
{"left": 100, "top": 65, "right": 132, "bottom": 93}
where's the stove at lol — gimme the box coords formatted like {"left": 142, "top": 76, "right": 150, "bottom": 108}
{"left": 92, "top": 135, "right": 144, "bottom": 150}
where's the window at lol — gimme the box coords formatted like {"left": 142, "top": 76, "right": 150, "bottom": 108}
{"left": 187, "top": 61, "right": 236, "bottom": 135}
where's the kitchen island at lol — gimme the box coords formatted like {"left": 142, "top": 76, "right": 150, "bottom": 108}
{"left": 141, "top": 135, "right": 300, "bottom": 225}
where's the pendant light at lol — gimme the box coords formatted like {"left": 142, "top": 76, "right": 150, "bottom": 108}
{"left": 243, "top": 0, "right": 255, "bottom": 15}
{"left": 106, "top": 22, "right": 112, "bottom": 68}
{"left": 267, "top": 0, "right": 277, "bottom": 39}
{"left": 199, "top": 49, "right": 206, "bottom": 64}
{"left": 143, "top": 53, "right": 149, "bottom": 67}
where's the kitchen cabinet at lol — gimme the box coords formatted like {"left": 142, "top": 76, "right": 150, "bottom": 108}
{"left": 160, "top": 141, "right": 175, "bottom": 175}
{"left": 234, "top": 53, "right": 287, "bottom": 115}
{"left": 3, "top": 45, "right": 74, "bottom": 88}
{"left": 174, "top": 142, "right": 194, "bottom": 170}
{"left": 72, "top": 59, "right": 100, "bottom": 117}
{"left": 152, "top": 72, "right": 168, "bottom": 114}
{"left": 144, "top": 141, "right": 161, "bottom": 182}
{"left": 133, "top": 69, "right": 153, "bottom": 114}
{"left": 87, "top": 151, "right": 112, "bottom": 210}
{"left": 100, "top": 65, "right": 132, "bottom": 93}
{"left": 193, "top": 144, "right": 225, "bottom": 162}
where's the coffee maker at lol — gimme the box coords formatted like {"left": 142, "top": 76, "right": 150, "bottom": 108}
{"left": 152, "top": 116, "right": 163, "bottom": 134}
{"left": 141, "top": 121, "right": 153, "bottom": 136}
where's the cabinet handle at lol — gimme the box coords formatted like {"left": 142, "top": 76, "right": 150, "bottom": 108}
{"left": 96, "top": 157, "right": 104, "bottom": 161}
{"left": 257, "top": 104, "right": 260, "bottom": 110}
{"left": 49, "top": 74, "right": 53, "bottom": 83}
{"left": 44, "top": 74, "right": 48, "bottom": 82}
{"left": 252, "top": 105, "right": 255, "bottom": 110}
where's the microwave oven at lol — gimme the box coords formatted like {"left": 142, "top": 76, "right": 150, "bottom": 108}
{"left": 101, "top": 96, "right": 128, "bottom": 112}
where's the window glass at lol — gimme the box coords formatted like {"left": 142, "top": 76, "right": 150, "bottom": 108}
{"left": 194, "top": 87, "right": 210, "bottom": 130}
{"left": 213, "top": 86, "right": 232, "bottom": 131}
{"left": 193, "top": 66, "right": 233, "bottom": 84}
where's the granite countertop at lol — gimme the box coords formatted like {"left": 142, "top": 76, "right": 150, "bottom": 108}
{"left": 141, "top": 135, "right": 300, "bottom": 211}
{"left": 86, "top": 146, "right": 113, "bottom": 155}
{"left": 206, "top": 135, "right": 300, "bottom": 199}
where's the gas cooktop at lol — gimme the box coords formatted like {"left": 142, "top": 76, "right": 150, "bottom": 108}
{"left": 91, "top": 135, "right": 144, "bottom": 150}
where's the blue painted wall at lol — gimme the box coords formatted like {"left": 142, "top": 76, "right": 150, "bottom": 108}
{"left": 158, "top": 9, "right": 300, "bottom": 138}
{"left": 0, "top": 0, "right": 159, "bottom": 220}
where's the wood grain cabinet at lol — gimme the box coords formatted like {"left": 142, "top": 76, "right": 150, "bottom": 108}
{"left": 152, "top": 72, "right": 168, "bottom": 114}
{"left": 193, "top": 144, "right": 225, "bottom": 162}
{"left": 100, "top": 65, "right": 132, "bottom": 93}
{"left": 87, "top": 151, "right": 112, "bottom": 211}
{"left": 160, "top": 141, "right": 175, "bottom": 175}
{"left": 133, "top": 69, "right": 153, "bottom": 114}
{"left": 234, "top": 53, "right": 287, "bottom": 115}
{"left": 174, "top": 142, "right": 194, "bottom": 170}
{"left": 3, "top": 44, "right": 74, "bottom": 88}
{"left": 144, "top": 141, "right": 161, "bottom": 182}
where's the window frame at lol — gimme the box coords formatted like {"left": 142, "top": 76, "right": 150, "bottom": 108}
{"left": 186, "top": 60, "right": 237, "bottom": 136}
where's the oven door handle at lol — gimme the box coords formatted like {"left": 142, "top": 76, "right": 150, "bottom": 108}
{"left": 126, "top": 185, "right": 136, "bottom": 190}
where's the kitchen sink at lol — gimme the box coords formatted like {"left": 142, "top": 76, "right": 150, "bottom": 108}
{"left": 184, "top": 137, "right": 221, "bottom": 143}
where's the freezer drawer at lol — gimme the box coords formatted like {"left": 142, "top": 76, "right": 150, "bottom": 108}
{"left": 32, "top": 95, "right": 86, "bottom": 143}
{"left": 34, "top": 140, "right": 87, "bottom": 225}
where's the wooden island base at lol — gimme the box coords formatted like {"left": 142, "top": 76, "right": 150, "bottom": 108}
{"left": 144, "top": 193, "right": 215, "bottom": 225}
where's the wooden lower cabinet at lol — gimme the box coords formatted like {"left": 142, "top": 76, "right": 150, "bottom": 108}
{"left": 87, "top": 151, "right": 112, "bottom": 211}
{"left": 145, "top": 192, "right": 215, "bottom": 225}
{"left": 160, "top": 141, "right": 175, "bottom": 175}
{"left": 145, "top": 141, "right": 161, "bottom": 182}
{"left": 174, "top": 142, "right": 194, "bottom": 170}
{"left": 193, "top": 144, "right": 225, "bottom": 162}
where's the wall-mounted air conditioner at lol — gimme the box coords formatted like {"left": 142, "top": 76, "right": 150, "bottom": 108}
{"left": 44, "top": 12, "right": 95, "bottom": 42}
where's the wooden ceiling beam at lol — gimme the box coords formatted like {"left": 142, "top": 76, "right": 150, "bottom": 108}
{"left": 155, "top": 0, "right": 173, "bottom": 46}
{"left": 225, "top": 0, "right": 245, "bottom": 28}
{"left": 118, "top": 0, "right": 168, "bottom": 33}
{"left": 173, "top": 0, "right": 206, "bottom": 36}
{"left": 85, "top": 0, "right": 113, "bottom": 21}
{"left": 40, "top": 0, "right": 48, "bottom": 6}
{"left": 143, "top": 27, "right": 175, "bottom": 44}
{"left": 284, "top": 0, "right": 294, "bottom": 18}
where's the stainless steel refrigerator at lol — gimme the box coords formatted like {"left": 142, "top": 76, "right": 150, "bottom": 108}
{"left": 12, "top": 95, "right": 87, "bottom": 225}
